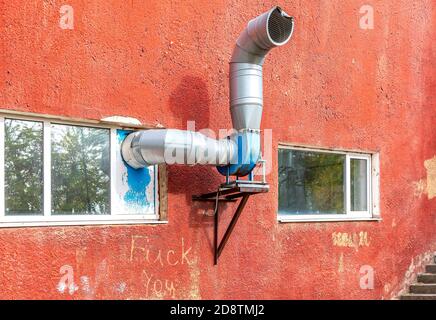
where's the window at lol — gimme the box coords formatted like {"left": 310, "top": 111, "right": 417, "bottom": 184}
{"left": 0, "top": 115, "right": 160, "bottom": 227}
{"left": 51, "top": 124, "right": 110, "bottom": 215}
{"left": 4, "top": 119, "right": 43, "bottom": 215}
{"left": 278, "top": 145, "right": 379, "bottom": 222}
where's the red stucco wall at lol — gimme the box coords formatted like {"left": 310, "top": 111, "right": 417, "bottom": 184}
{"left": 0, "top": 0, "right": 435, "bottom": 299}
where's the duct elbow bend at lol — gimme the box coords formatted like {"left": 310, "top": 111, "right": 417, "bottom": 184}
{"left": 231, "top": 6, "right": 294, "bottom": 66}
{"left": 217, "top": 130, "right": 261, "bottom": 177}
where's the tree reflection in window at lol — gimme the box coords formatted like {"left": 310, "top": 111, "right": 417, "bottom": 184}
{"left": 5, "top": 119, "right": 44, "bottom": 215}
{"left": 51, "top": 124, "right": 110, "bottom": 215}
{"left": 279, "top": 149, "right": 345, "bottom": 214}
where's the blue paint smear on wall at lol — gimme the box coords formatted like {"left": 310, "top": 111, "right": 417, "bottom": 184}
{"left": 117, "top": 129, "right": 151, "bottom": 208}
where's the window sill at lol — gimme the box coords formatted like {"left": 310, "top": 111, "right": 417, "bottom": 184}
{"left": 0, "top": 219, "right": 168, "bottom": 228}
{"left": 278, "top": 216, "right": 382, "bottom": 223}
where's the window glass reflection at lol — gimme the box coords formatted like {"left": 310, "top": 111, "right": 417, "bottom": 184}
{"left": 5, "top": 119, "right": 44, "bottom": 215}
{"left": 51, "top": 124, "right": 110, "bottom": 215}
{"left": 278, "top": 149, "right": 345, "bottom": 215}
{"left": 351, "top": 159, "right": 368, "bottom": 211}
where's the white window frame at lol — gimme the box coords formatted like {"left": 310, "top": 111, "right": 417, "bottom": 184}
{"left": 278, "top": 144, "right": 380, "bottom": 223}
{"left": 0, "top": 113, "right": 163, "bottom": 227}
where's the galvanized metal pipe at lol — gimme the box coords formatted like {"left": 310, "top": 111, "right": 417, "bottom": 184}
{"left": 121, "top": 6, "right": 294, "bottom": 176}
{"left": 230, "top": 6, "right": 294, "bottom": 130}
{"left": 121, "top": 129, "right": 237, "bottom": 169}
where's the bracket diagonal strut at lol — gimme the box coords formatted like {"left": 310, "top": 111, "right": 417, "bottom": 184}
{"left": 192, "top": 181, "right": 269, "bottom": 264}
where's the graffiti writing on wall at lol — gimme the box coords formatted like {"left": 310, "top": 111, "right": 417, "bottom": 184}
{"left": 130, "top": 236, "right": 195, "bottom": 299}
{"left": 130, "top": 236, "right": 192, "bottom": 266}
{"left": 142, "top": 271, "right": 176, "bottom": 299}
{"left": 332, "top": 231, "right": 370, "bottom": 249}
{"left": 56, "top": 237, "right": 194, "bottom": 299}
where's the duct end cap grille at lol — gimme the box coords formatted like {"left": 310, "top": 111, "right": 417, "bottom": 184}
{"left": 267, "top": 7, "right": 294, "bottom": 46}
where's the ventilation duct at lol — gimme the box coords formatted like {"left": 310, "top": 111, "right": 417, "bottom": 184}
{"left": 122, "top": 6, "right": 294, "bottom": 177}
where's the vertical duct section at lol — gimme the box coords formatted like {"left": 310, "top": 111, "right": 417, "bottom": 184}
{"left": 229, "top": 6, "right": 294, "bottom": 130}
{"left": 121, "top": 6, "right": 294, "bottom": 177}
{"left": 217, "top": 6, "right": 294, "bottom": 176}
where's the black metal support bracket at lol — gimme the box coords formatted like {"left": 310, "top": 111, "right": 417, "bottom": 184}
{"left": 192, "top": 181, "right": 269, "bottom": 265}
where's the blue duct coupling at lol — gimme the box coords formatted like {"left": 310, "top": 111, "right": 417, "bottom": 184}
{"left": 216, "top": 131, "right": 260, "bottom": 177}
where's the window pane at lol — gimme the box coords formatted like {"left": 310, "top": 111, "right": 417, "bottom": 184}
{"left": 278, "top": 149, "right": 345, "bottom": 214}
{"left": 113, "top": 129, "right": 157, "bottom": 215}
{"left": 4, "top": 119, "right": 43, "bottom": 215}
{"left": 350, "top": 158, "right": 368, "bottom": 211}
{"left": 51, "top": 124, "right": 110, "bottom": 215}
